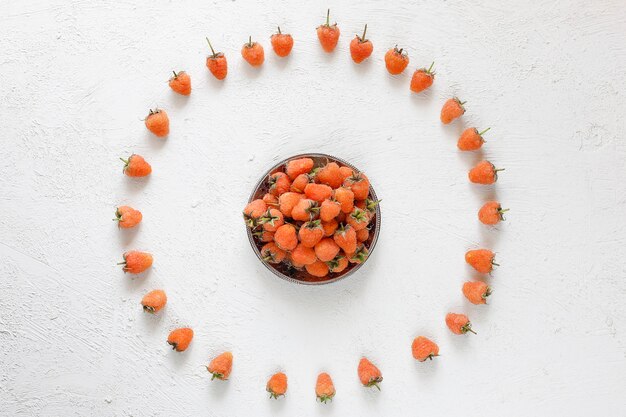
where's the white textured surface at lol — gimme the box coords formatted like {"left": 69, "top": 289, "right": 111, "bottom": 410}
{"left": 1, "top": 0, "right": 626, "bottom": 415}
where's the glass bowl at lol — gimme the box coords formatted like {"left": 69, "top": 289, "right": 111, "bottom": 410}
{"left": 246, "top": 153, "right": 381, "bottom": 285}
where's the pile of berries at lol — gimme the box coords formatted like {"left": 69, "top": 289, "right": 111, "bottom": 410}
{"left": 243, "top": 156, "right": 379, "bottom": 282}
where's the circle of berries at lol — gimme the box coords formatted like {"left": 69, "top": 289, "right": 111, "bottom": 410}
{"left": 116, "top": 9, "right": 507, "bottom": 402}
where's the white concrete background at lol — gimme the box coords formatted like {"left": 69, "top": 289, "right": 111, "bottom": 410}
{"left": 1, "top": 0, "right": 625, "bottom": 415}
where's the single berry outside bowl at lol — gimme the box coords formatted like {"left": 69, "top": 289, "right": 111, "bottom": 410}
{"left": 245, "top": 153, "right": 381, "bottom": 285}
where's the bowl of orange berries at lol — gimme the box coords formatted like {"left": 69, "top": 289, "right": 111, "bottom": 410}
{"left": 244, "top": 154, "right": 381, "bottom": 285}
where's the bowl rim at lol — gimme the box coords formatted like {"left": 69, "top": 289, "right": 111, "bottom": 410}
{"left": 246, "top": 153, "right": 381, "bottom": 285}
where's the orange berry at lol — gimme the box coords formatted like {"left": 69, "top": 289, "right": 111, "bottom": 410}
{"left": 333, "top": 224, "right": 357, "bottom": 254}
{"left": 291, "top": 198, "right": 320, "bottom": 221}
{"left": 410, "top": 62, "right": 435, "bottom": 93}
{"left": 411, "top": 336, "right": 439, "bottom": 361}
{"left": 315, "top": 372, "right": 336, "bottom": 403}
{"left": 243, "top": 199, "right": 268, "bottom": 227}
{"left": 254, "top": 229, "right": 275, "bottom": 242}
{"left": 207, "top": 352, "right": 233, "bottom": 380}
{"left": 145, "top": 108, "right": 169, "bottom": 137}
{"left": 350, "top": 24, "right": 373, "bottom": 63}
{"left": 469, "top": 160, "right": 503, "bottom": 185}
{"left": 347, "top": 208, "right": 369, "bottom": 231}
{"left": 286, "top": 157, "right": 314, "bottom": 180}
{"left": 269, "top": 172, "right": 291, "bottom": 196}
{"left": 338, "top": 166, "right": 353, "bottom": 183}
{"left": 358, "top": 357, "right": 382, "bottom": 389}
{"left": 121, "top": 154, "right": 151, "bottom": 177}
{"left": 347, "top": 244, "right": 369, "bottom": 264}
{"left": 141, "top": 289, "right": 167, "bottom": 314}
{"left": 287, "top": 253, "right": 305, "bottom": 269}
{"left": 327, "top": 254, "right": 349, "bottom": 273}
{"left": 478, "top": 201, "right": 508, "bottom": 225}
{"left": 290, "top": 173, "right": 310, "bottom": 193}
{"left": 259, "top": 208, "right": 285, "bottom": 232}
{"left": 440, "top": 97, "right": 466, "bottom": 124}
{"left": 271, "top": 27, "right": 294, "bottom": 57}
{"left": 167, "top": 327, "right": 194, "bottom": 351}
{"left": 317, "top": 9, "right": 340, "bottom": 53}
{"left": 445, "top": 313, "right": 476, "bottom": 335}
{"left": 278, "top": 192, "right": 303, "bottom": 217}
{"left": 168, "top": 71, "right": 191, "bottom": 95}
{"left": 343, "top": 172, "right": 370, "bottom": 200}
{"left": 356, "top": 227, "right": 369, "bottom": 243}
{"left": 458, "top": 127, "right": 489, "bottom": 151}
{"left": 299, "top": 220, "right": 324, "bottom": 248}
{"left": 261, "top": 242, "right": 287, "bottom": 264}
{"left": 119, "top": 250, "right": 152, "bottom": 274}
{"left": 305, "top": 183, "right": 333, "bottom": 203}
{"left": 320, "top": 199, "right": 341, "bottom": 222}
{"left": 291, "top": 243, "right": 317, "bottom": 265}
{"left": 205, "top": 38, "right": 227, "bottom": 80}
{"left": 465, "top": 248, "right": 497, "bottom": 274}
{"left": 262, "top": 192, "right": 279, "bottom": 208}
{"left": 384, "top": 46, "right": 409, "bottom": 75}
{"left": 115, "top": 206, "right": 142, "bottom": 229}
{"left": 267, "top": 372, "right": 288, "bottom": 399}
{"left": 241, "top": 36, "right": 264, "bottom": 67}
{"left": 314, "top": 238, "right": 340, "bottom": 262}
{"left": 463, "top": 281, "right": 491, "bottom": 305}
{"left": 321, "top": 219, "right": 338, "bottom": 237}
{"left": 316, "top": 162, "right": 343, "bottom": 189}
{"left": 305, "top": 260, "right": 330, "bottom": 277}
{"left": 334, "top": 186, "right": 355, "bottom": 213}
{"left": 274, "top": 224, "right": 298, "bottom": 251}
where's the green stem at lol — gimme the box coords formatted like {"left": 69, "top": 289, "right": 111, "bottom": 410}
{"left": 478, "top": 127, "right": 491, "bottom": 136}
{"left": 119, "top": 157, "right": 128, "bottom": 164}
{"left": 326, "top": 9, "right": 330, "bottom": 26}
{"left": 427, "top": 61, "right": 435, "bottom": 73}
{"left": 277, "top": 26, "right": 281, "bottom": 34}
{"left": 467, "top": 328, "right": 477, "bottom": 335}
{"left": 172, "top": 70, "right": 177, "bottom": 78}
{"left": 499, "top": 208, "right": 510, "bottom": 213}
{"left": 494, "top": 168, "right": 505, "bottom": 172}
{"left": 206, "top": 37, "right": 216, "bottom": 56}
{"left": 361, "top": 24, "right": 367, "bottom": 41}
{"left": 248, "top": 35, "right": 252, "bottom": 47}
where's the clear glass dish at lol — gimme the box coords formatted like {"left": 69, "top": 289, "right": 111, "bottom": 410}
{"left": 246, "top": 153, "right": 381, "bottom": 285}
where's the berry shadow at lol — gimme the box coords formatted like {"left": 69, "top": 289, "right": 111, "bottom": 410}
{"left": 267, "top": 394, "right": 287, "bottom": 411}
{"left": 116, "top": 224, "right": 140, "bottom": 246}
{"left": 412, "top": 355, "right": 440, "bottom": 380}
{"left": 122, "top": 269, "right": 152, "bottom": 293}
{"left": 272, "top": 54, "right": 291, "bottom": 71}
{"left": 145, "top": 131, "right": 167, "bottom": 151}
{"left": 317, "top": 47, "right": 340, "bottom": 65}
{"left": 165, "top": 343, "right": 192, "bottom": 369}
{"left": 352, "top": 58, "right": 374, "bottom": 77}
{"left": 240, "top": 62, "right": 264, "bottom": 79}
{"left": 358, "top": 384, "right": 383, "bottom": 405}
{"left": 168, "top": 91, "right": 190, "bottom": 108}
{"left": 409, "top": 88, "right": 436, "bottom": 112}
{"left": 207, "top": 376, "right": 231, "bottom": 400}
{"left": 140, "top": 306, "right": 166, "bottom": 333}
{"left": 206, "top": 73, "right": 227, "bottom": 90}
{"left": 122, "top": 176, "right": 151, "bottom": 196}
{"left": 384, "top": 71, "right": 410, "bottom": 92}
